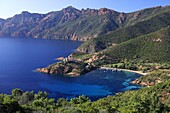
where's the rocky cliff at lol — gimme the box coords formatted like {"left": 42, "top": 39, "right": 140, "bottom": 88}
{"left": 36, "top": 60, "right": 97, "bottom": 76}
{"left": 0, "top": 6, "right": 123, "bottom": 41}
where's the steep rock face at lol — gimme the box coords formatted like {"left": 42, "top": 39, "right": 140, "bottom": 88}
{"left": 0, "top": 11, "right": 46, "bottom": 37}
{"left": 0, "top": 6, "right": 121, "bottom": 41}
{"left": 61, "top": 6, "right": 81, "bottom": 21}
{"left": 98, "top": 8, "right": 119, "bottom": 15}
{"left": 28, "top": 7, "right": 121, "bottom": 41}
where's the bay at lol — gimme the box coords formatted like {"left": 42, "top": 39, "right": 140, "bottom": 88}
{"left": 0, "top": 37, "right": 142, "bottom": 100}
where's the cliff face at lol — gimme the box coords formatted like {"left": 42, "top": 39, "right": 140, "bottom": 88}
{"left": 0, "top": 11, "right": 46, "bottom": 37}
{"left": 1, "top": 6, "right": 169, "bottom": 41}
{"left": 0, "top": 6, "right": 123, "bottom": 41}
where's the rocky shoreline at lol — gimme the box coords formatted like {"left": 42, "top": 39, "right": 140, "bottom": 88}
{"left": 130, "top": 78, "right": 162, "bottom": 87}
{"left": 36, "top": 60, "right": 97, "bottom": 77}
{"left": 55, "top": 57, "right": 65, "bottom": 61}
{"left": 131, "top": 70, "right": 170, "bottom": 87}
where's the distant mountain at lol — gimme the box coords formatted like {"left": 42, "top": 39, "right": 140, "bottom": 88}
{"left": 0, "top": 6, "right": 170, "bottom": 41}
{"left": 0, "top": 18, "right": 4, "bottom": 23}
{"left": 0, "top": 6, "right": 121, "bottom": 40}
{"left": 0, "top": 18, "right": 5, "bottom": 31}
{"left": 0, "top": 11, "right": 46, "bottom": 37}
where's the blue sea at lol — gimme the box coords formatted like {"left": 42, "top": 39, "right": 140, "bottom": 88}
{"left": 0, "top": 37, "right": 142, "bottom": 100}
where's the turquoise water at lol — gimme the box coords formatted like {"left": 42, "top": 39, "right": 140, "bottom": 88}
{"left": 0, "top": 38, "right": 142, "bottom": 100}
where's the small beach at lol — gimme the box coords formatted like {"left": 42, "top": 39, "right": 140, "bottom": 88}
{"left": 100, "top": 67, "right": 148, "bottom": 76}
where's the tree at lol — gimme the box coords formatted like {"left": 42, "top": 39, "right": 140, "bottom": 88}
{"left": 56, "top": 98, "right": 68, "bottom": 107}
{"left": 12, "top": 89, "right": 23, "bottom": 97}
{"left": 70, "top": 95, "right": 90, "bottom": 104}
{"left": 32, "top": 99, "right": 44, "bottom": 108}
{"left": 35, "top": 91, "right": 48, "bottom": 99}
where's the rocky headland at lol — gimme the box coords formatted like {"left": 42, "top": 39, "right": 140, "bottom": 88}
{"left": 36, "top": 55, "right": 97, "bottom": 76}
{"left": 131, "top": 70, "right": 170, "bottom": 87}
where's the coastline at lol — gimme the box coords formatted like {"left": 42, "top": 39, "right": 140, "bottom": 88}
{"left": 100, "top": 67, "right": 148, "bottom": 76}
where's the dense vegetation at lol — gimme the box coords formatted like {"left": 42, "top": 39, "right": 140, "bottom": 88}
{"left": 99, "top": 27, "right": 170, "bottom": 63}
{"left": 70, "top": 27, "right": 170, "bottom": 74}
{"left": 0, "top": 71, "right": 170, "bottom": 113}
{"left": 78, "top": 10, "right": 170, "bottom": 53}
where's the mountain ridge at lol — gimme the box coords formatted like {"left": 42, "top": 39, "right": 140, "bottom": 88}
{"left": 0, "top": 5, "right": 170, "bottom": 41}
{"left": 0, "top": 6, "right": 121, "bottom": 40}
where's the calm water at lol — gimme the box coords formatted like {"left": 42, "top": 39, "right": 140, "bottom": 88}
{"left": 0, "top": 38, "right": 142, "bottom": 100}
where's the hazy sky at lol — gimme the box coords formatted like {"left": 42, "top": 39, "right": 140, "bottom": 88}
{"left": 0, "top": 0, "right": 170, "bottom": 19}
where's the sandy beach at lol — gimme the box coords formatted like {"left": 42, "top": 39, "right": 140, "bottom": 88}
{"left": 100, "top": 67, "right": 148, "bottom": 76}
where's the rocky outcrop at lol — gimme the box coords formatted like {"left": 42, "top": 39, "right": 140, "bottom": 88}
{"left": 37, "top": 60, "right": 97, "bottom": 77}
{"left": 118, "top": 12, "right": 126, "bottom": 24}
{"left": 98, "top": 8, "right": 119, "bottom": 15}
{"left": 61, "top": 6, "right": 80, "bottom": 22}
{"left": 55, "top": 57, "right": 65, "bottom": 61}
{"left": 36, "top": 68, "right": 49, "bottom": 74}
{"left": 131, "top": 78, "right": 162, "bottom": 87}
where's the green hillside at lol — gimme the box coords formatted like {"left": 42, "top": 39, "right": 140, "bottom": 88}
{"left": 78, "top": 11, "right": 170, "bottom": 53}
{"left": 99, "top": 27, "right": 170, "bottom": 63}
